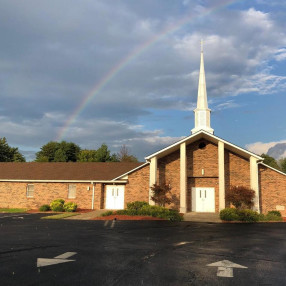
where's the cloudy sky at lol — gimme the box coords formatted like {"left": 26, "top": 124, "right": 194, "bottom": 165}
{"left": 0, "top": 0, "right": 286, "bottom": 161}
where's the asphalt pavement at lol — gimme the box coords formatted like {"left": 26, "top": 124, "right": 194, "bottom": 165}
{"left": 0, "top": 213, "right": 286, "bottom": 285}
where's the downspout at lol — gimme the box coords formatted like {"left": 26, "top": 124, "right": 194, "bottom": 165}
{"left": 91, "top": 182, "right": 95, "bottom": 210}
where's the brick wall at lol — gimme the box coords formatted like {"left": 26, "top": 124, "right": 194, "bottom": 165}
{"left": 259, "top": 164, "right": 286, "bottom": 215}
{"left": 0, "top": 182, "right": 95, "bottom": 209}
{"left": 158, "top": 150, "right": 180, "bottom": 209}
{"left": 124, "top": 165, "right": 150, "bottom": 207}
{"left": 187, "top": 140, "right": 218, "bottom": 177}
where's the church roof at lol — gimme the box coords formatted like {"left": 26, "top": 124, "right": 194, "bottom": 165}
{"left": 0, "top": 162, "right": 144, "bottom": 182}
{"left": 145, "top": 130, "right": 263, "bottom": 161}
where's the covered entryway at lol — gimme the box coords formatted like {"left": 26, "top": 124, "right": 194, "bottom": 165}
{"left": 105, "top": 185, "right": 125, "bottom": 209}
{"left": 192, "top": 187, "right": 215, "bottom": 212}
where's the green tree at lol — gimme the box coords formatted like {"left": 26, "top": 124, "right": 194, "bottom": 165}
{"left": 35, "top": 141, "right": 80, "bottom": 162}
{"left": 117, "top": 145, "right": 138, "bottom": 162}
{"left": 95, "top": 143, "right": 112, "bottom": 162}
{"left": 77, "top": 149, "right": 98, "bottom": 162}
{"left": 0, "top": 137, "right": 25, "bottom": 162}
{"left": 261, "top": 153, "right": 281, "bottom": 170}
{"left": 279, "top": 157, "right": 286, "bottom": 174}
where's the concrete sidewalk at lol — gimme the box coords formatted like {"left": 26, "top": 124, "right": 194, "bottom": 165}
{"left": 65, "top": 210, "right": 107, "bottom": 220}
{"left": 66, "top": 210, "right": 221, "bottom": 222}
{"left": 183, "top": 212, "right": 221, "bottom": 222}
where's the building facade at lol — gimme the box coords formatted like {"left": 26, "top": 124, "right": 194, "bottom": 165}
{"left": 0, "top": 47, "right": 285, "bottom": 215}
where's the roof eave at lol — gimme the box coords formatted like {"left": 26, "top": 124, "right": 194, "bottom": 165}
{"left": 145, "top": 130, "right": 262, "bottom": 161}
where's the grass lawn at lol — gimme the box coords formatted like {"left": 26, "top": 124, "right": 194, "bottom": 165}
{"left": 0, "top": 208, "right": 27, "bottom": 213}
{"left": 41, "top": 213, "right": 80, "bottom": 220}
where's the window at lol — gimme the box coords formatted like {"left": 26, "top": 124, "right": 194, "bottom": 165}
{"left": 68, "top": 184, "right": 76, "bottom": 199}
{"left": 26, "top": 184, "right": 34, "bottom": 198}
{"left": 199, "top": 142, "right": 206, "bottom": 149}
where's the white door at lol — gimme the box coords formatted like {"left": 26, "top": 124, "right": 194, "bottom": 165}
{"left": 106, "top": 185, "right": 124, "bottom": 209}
{"left": 192, "top": 187, "right": 215, "bottom": 212}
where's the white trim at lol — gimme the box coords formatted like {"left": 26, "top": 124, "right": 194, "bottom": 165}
{"left": 112, "top": 162, "right": 149, "bottom": 181}
{"left": 0, "top": 179, "right": 127, "bottom": 183}
{"left": 145, "top": 130, "right": 262, "bottom": 161}
{"left": 259, "top": 162, "right": 286, "bottom": 176}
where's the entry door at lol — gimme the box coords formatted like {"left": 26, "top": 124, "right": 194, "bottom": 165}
{"left": 192, "top": 187, "right": 215, "bottom": 212}
{"left": 106, "top": 185, "right": 124, "bottom": 209}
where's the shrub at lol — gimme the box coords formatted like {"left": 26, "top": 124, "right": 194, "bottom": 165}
{"left": 220, "top": 208, "right": 240, "bottom": 221}
{"left": 265, "top": 213, "right": 283, "bottom": 221}
{"left": 39, "top": 204, "right": 51, "bottom": 212}
{"left": 50, "top": 199, "right": 65, "bottom": 212}
{"left": 267, "top": 210, "right": 281, "bottom": 217}
{"left": 225, "top": 186, "right": 255, "bottom": 209}
{"left": 101, "top": 211, "right": 114, "bottom": 216}
{"left": 238, "top": 209, "right": 259, "bottom": 222}
{"left": 63, "top": 202, "right": 77, "bottom": 212}
{"left": 111, "top": 202, "right": 183, "bottom": 221}
{"left": 127, "top": 201, "right": 148, "bottom": 211}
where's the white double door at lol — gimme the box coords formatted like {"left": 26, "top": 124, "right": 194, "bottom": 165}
{"left": 106, "top": 185, "right": 125, "bottom": 209}
{"left": 192, "top": 187, "right": 215, "bottom": 212}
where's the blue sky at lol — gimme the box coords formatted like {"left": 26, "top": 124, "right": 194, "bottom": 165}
{"left": 0, "top": 0, "right": 285, "bottom": 160}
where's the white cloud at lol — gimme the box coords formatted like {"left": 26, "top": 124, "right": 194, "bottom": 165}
{"left": 246, "top": 139, "right": 286, "bottom": 155}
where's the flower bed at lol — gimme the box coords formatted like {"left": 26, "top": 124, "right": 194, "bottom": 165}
{"left": 93, "top": 215, "right": 166, "bottom": 221}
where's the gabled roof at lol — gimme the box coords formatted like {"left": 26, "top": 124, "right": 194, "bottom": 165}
{"left": 145, "top": 130, "right": 263, "bottom": 161}
{"left": 0, "top": 162, "right": 144, "bottom": 182}
{"left": 259, "top": 162, "right": 286, "bottom": 177}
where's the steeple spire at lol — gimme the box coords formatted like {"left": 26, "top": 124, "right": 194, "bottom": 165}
{"left": 191, "top": 40, "right": 214, "bottom": 135}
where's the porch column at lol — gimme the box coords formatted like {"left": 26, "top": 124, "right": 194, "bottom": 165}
{"left": 218, "top": 141, "right": 225, "bottom": 210}
{"left": 250, "top": 156, "right": 260, "bottom": 213}
{"left": 180, "top": 142, "right": 187, "bottom": 213}
{"left": 149, "top": 157, "right": 157, "bottom": 205}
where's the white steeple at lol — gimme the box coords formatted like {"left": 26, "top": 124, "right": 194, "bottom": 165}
{"left": 191, "top": 40, "right": 214, "bottom": 135}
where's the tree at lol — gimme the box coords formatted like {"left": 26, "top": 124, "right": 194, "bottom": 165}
{"left": 261, "top": 153, "right": 281, "bottom": 170}
{"left": 0, "top": 137, "right": 25, "bottom": 162}
{"left": 151, "top": 183, "right": 172, "bottom": 207}
{"left": 225, "top": 185, "right": 255, "bottom": 209}
{"left": 35, "top": 141, "right": 80, "bottom": 162}
{"left": 77, "top": 149, "right": 98, "bottom": 162}
{"left": 77, "top": 144, "right": 118, "bottom": 162}
{"left": 117, "top": 145, "right": 138, "bottom": 162}
{"left": 279, "top": 157, "right": 286, "bottom": 174}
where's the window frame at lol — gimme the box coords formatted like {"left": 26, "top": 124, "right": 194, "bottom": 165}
{"left": 68, "top": 184, "right": 76, "bottom": 199}
{"left": 26, "top": 184, "right": 34, "bottom": 198}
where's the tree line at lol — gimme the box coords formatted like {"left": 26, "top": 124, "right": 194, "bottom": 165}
{"left": 0, "top": 137, "right": 138, "bottom": 163}
{"left": 1, "top": 137, "right": 286, "bottom": 173}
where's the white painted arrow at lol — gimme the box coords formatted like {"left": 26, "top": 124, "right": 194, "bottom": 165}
{"left": 207, "top": 260, "right": 247, "bottom": 278}
{"left": 37, "top": 252, "right": 77, "bottom": 267}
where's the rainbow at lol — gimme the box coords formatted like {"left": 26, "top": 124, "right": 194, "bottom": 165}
{"left": 56, "top": 0, "right": 241, "bottom": 141}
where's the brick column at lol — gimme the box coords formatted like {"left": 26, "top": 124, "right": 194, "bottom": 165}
{"left": 250, "top": 156, "right": 260, "bottom": 213}
{"left": 149, "top": 157, "right": 157, "bottom": 205}
{"left": 180, "top": 142, "right": 187, "bottom": 213}
{"left": 218, "top": 141, "right": 225, "bottom": 210}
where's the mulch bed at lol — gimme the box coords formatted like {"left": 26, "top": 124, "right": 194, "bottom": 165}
{"left": 93, "top": 215, "right": 166, "bottom": 221}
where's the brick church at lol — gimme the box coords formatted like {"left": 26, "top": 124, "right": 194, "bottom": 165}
{"left": 0, "top": 47, "right": 285, "bottom": 215}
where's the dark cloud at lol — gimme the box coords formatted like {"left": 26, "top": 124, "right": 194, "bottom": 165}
{"left": 0, "top": 0, "right": 285, "bottom": 160}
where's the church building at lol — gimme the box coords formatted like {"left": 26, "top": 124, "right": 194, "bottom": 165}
{"left": 0, "top": 47, "right": 285, "bottom": 215}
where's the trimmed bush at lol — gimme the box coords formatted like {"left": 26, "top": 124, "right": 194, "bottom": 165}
{"left": 238, "top": 209, "right": 259, "bottom": 222}
{"left": 39, "top": 204, "right": 51, "bottom": 212}
{"left": 220, "top": 208, "right": 240, "bottom": 221}
{"left": 50, "top": 199, "right": 65, "bottom": 212}
{"left": 267, "top": 210, "right": 281, "bottom": 217}
{"left": 127, "top": 201, "right": 148, "bottom": 211}
{"left": 63, "top": 202, "right": 77, "bottom": 212}
{"left": 101, "top": 210, "right": 114, "bottom": 216}
{"left": 115, "top": 203, "right": 183, "bottom": 221}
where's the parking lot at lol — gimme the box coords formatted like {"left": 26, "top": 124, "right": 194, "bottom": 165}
{"left": 0, "top": 213, "right": 286, "bottom": 285}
